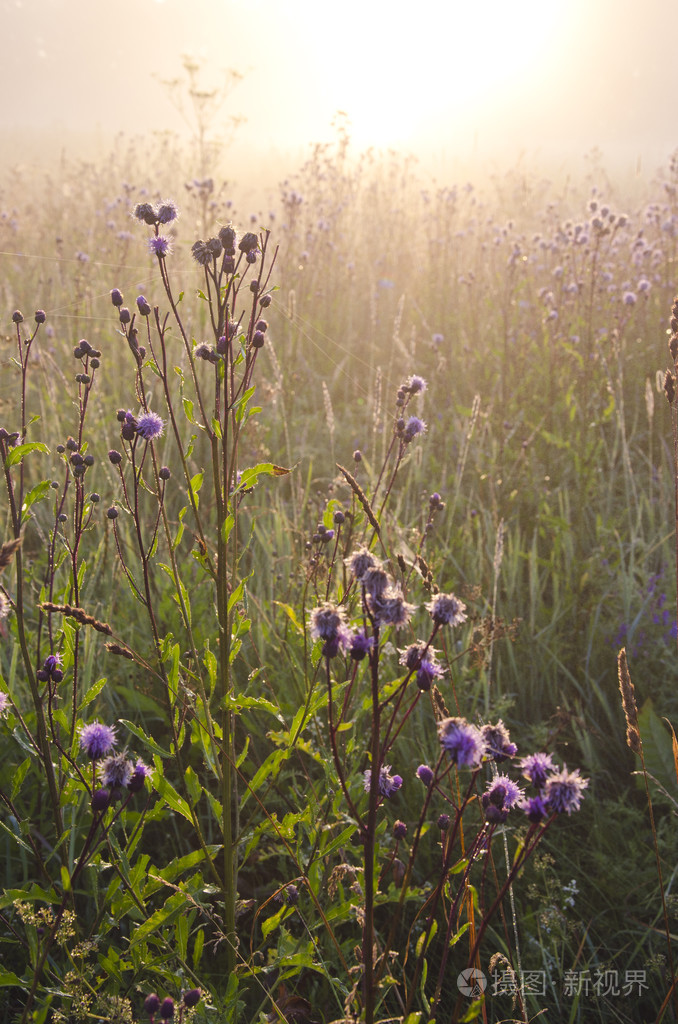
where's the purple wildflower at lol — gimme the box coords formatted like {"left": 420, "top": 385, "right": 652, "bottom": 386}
{"left": 416, "top": 764, "right": 434, "bottom": 786}
{"left": 99, "top": 753, "right": 134, "bottom": 789}
{"left": 349, "top": 631, "right": 374, "bottom": 661}
{"left": 149, "top": 236, "right": 173, "bottom": 258}
{"left": 416, "top": 655, "right": 445, "bottom": 692}
{"left": 481, "top": 720, "right": 517, "bottom": 762}
{"left": 521, "top": 794, "right": 549, "bottom": 823}
{"left": 405, "top": 374, "right": 427, "bottom": 394}
{"left": 364, "top": 764, "right": 403, "bottom": 798}
{"left": 623, "top": 291, "right": 637, "bottom": 306}
{"left": 0, "top": 692, "right": 9, "bottom": 716}
{"left": 402, "top": 416, "right": 427, "bottom": 442}
{"left": 160, "top": 997, "right": 175, "bottom": 1020}
{"left": 543, "top": 766, "right": 589, "bottom": 814}
{"left": 393, "top": 819, "right": 407, "bottom": 839}
{"left": 127, "top": 758, "right": 152, "bottom": 793}
{"left": 156, "top": 200, "right": 179, "bottom": 224}
{"left": 310, "top": 602, "right": 351, "bottom": 657}
{"left": 481, "top": 774, "right": 523, "bottom": 824}
{"left": 361, "top": 567, "right": 390, "bottom": 603}
{"left": 426, "top": 592, "right": 467, "bottom": 627}
{"left": 346, "top": 547, "right": 379, "bottom": 580}
{"left": 519, "top": 752, "right": 555, "bottom": 788}
{"left": 79, "top": 721, "right": 117, "bottom": 760}
{"left": 372, "top": 589, "right": 415, "bottom": 630}
{"left": 437, "top": 717, "right": 484, "bottom": 768}
{"left": 135, "top": 412, "right": 164, "bottom": 441}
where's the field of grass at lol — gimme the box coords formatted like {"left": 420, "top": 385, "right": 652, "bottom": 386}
{"left": 1, "top": 130, "right": 677, "bottom": 1024}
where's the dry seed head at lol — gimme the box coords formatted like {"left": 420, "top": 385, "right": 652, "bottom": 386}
{"left": 664, "top": 369, "right": 676, "bottom": 406}
{"left": 617, "top": 648, "right": 641, "bottom": 755}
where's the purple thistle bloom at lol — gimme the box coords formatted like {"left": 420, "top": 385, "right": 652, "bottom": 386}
{"left": 79, "top": 721, "right": 117, "bottom": 760}
{"left": 0, "top": 692, "right": 9, "bottom": 717}
{"left": 372, "top": 589, "right": 415, "bottom": 630}
{"left": 127, "top": 758, "right": 152, "bottom": 793}
{"left": 349, "top": 630, "right": 374, "bottom": 661}
{"left": 519, "top": 751, "right": 555, "bottom": 788}
{"left": 135, "top": 411, "right": 164, "bottom": 441}
{"left": 405, "top": 374, "right": 427, "bottom": 394}
{"left": 438, "top": 717, "right": 484, "bottom": 768}
{"left": 149, "top": 235, "right": 173, "bottom": 258}
{"left": 521, "top": 794, "right": 549, "bottom": 823}
{"left": 346, "top": 547, "right": 379, "bottom": 580}
{"left": 156, "top": 200, "right": 179, "bottom": 224}
{"left": 399, "top": 642, "right": 427, "bottom": 671}
{"left": 416, "top": 655, "right": 445, "bottom": 692}
{"left": 364, "top": 764, "right": 403, "bottom": 798}
{"left": 99, "top": 753, "right": 134, "bottom": 789}
{"left": 481, "top": 720, "right": 517, "bottom": 762}
{"left": 393, "top": 819, "right": 407, "bottom": 839}
{"left": 426, "top": 592, "right": 467, "bottom": 627}
{"left": 416, "top": 763, "right": 434, "bottom": 786}
{"left": 481, "top": 774, "right": 523, "bottom": 824}
{"left": 402, "top": 416, "right": 427, "bottom": 443}
{"left": 543, "top": 765, "right": 589, "bottom": 814}
{"left": 362, "top": 566, "right": 390, "bottom": 603}
{"left": 310, "top": 602, "right": 351, "bottom": 657}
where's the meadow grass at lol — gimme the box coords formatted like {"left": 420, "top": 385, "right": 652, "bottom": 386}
{"left": 0, "top": 132, "right": 676, "bottom": 1023}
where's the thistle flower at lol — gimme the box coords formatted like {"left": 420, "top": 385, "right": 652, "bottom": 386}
{"left": 238, "top": 231, "right": 259, "bottom": 253}
{"left": 99, "top": 753, "right": 134, "bottom": 789}
{"left": 183, "top": 989, "right": 201, "bottom": 1009}
{"left": 519, "top": 751, "right": 555, "bottom": 788}
{"left": 349, "top": 631, "right": 374, "bottom": 661}
{"left": 0, "top": 691, "right": 9, "bottom": 717}
{"left": 191, "top": 240, "right": 212, "bottom": 266}
{"left": 399, "top": 642, "right": 427, "bottom": 671}
{"left": 481, "top": 720, "right": 517, "bottom": 762}
{"left": 127, "top": 758, "right": 152, "bottom": 793}
{"left": 393, "top": 819, "right": 407, "bottom": 839}
{"left": 134, "top": 202, "right": 157, "bottom": 225}
{"left": 543, "top": 765, "right": 588, "bottom": 814}
{"left": 362, "top": 566, "right": 390, "bottom": 602}
{"left": 149, "top": 236, "right": 172, "bottom": 258}
{"left": 521, "top": 794, "right": 549, "bottom": 823}
{"left": 426, "top": 592, "right": 467, "bottom": 627}
{"left": 416, "top": 654, "right": 444, "bottom": 692}
{"left": 481, "top": 774, "right": 523, "bottom": 824}
{"left": 405, "top": 374, "right": 427, "bottom": 394}
{"left": 437, "top": 717, "right": 484, "bottom": 768}
{"left": 416, "top": 764, "right": 434, "bottom": 786}
{"left": 309, "top": 602, "right": 351, "bottom": 657}
{"left": 136, "top": 412, "right": 164, "bottom": 441}
{"left": 159, "top": 997, "right": 175, "bottom": 1020}
{"left": 156, "top": 200, "right": 179, "bottom": 224}
{"left": 364, "top": 764, "right": 403, "bottom": 798}
{"left": 402, "top": 416, "right": 427, "bottom": 443}
{"left": 79, "top": 721, "right": 117, "bottom": 760}
{"left": 372, "top": 589, "right": 415, "bottom": 630}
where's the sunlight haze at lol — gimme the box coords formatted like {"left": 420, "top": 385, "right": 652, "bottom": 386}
{"left": 1, "top": 0, "right": 678, "bottom": 174}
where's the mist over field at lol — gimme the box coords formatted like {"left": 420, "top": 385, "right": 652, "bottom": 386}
{"left": 3, "top": 2, "right": 678, "bottom": 1023}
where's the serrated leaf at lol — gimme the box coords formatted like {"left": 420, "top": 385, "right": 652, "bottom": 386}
{"left": 119, "top": 720, "right": 171, "bottom": 758}
{"left": 5, "top": 442, "right": 50, "bottom": 468}
{"left": 77, "top": 676, "right": 107, "bottom": 713}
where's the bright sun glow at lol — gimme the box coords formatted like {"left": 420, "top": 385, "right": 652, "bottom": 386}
{"left": 294, "top": 0, "right": 569, "bottom": 148}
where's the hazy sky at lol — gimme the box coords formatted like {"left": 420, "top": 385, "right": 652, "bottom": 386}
{"left": 2, "top": 0, "right": 678, "bottom": 174}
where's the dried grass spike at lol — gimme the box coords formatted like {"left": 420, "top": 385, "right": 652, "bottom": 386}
{"left": 617, "top": 647, "right": 641, "bottom": 755}
{"left": 430, "top": 684, "right": 449, "bottom": 722}
{"left": 335, "top": 464, "right": 381, "bottom": 540}
{"left": 0, "top": 536, "right": 22, "bottom": 572}
{"left": 41, "top": 601, "right": 113, "bottom": 636}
